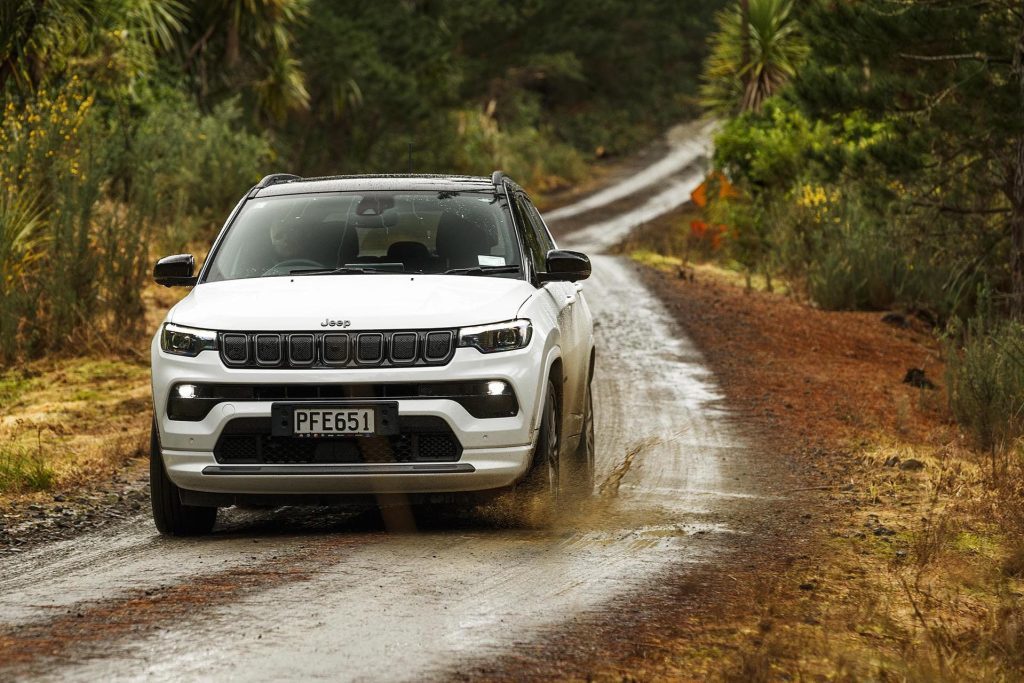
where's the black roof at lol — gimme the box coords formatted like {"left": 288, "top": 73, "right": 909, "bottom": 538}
{"left": 253, "top": 173, "right": 504, "bottom": 198}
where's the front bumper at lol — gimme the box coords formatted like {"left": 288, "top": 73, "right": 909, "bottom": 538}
{"left": 152, "top": 339, "right": 542, "bottom": 496}
{"left": 162, "top": 444, "right": 532, "bottom": 495}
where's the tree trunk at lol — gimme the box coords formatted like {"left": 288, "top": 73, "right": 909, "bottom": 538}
{"left": 1012, "top": 144, "right": 1024, "bottom": 320}
{"left": 740, "top": 0, "right": 751, "bottom": 80}
{"left": 740, "top": 0, "right": 750, "bottom": 62}
{"left": 1011, "top": 4, "right": 1024, "bottom": 320}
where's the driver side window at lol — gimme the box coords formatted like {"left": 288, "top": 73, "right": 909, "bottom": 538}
{"left": 513, "top": 195, "right": 546, "bottom": 277}
{"left": 524, "top": 198, "right": 556, "bottom": 254}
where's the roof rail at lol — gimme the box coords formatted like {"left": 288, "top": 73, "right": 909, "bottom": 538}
{"left": 491, "top": 170, "right": 505, "bottom": 188}
{"left": 250, "top": 173, "right": 302, "bottom": 197}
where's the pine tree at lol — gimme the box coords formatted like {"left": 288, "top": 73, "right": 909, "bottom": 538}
{"left": 795, "top": 0, "right": 1024, "bottom": 318}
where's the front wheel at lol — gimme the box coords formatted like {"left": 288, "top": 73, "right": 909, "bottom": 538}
{"left": 150, "top": 420, "right": 217, "bottom": 536}
{"left": 569, "top": 379, "right": 596, "bottom": 499}
{"left": 517, "top": 380, "right": 560, "bottom": 524}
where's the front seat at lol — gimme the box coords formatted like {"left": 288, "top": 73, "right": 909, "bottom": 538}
{"left": 386, "top": 241, "right": 432, "bottom": 272}
{"left": 337, "top": 226, "right": 360, "bottom": 264}
{"left": 436, "top": 213, "right": 496, "bottom": 269}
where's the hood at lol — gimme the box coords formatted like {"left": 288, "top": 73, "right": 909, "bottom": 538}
{"left": 168, "top": 274, "right": 535, "bottom": 331}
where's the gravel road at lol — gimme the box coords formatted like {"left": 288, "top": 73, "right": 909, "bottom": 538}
{"left": 0, "top": 121, "right": 767, "bottom": 682}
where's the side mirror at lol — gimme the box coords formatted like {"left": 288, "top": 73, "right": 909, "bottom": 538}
{"left": 540, "top": 249, "right": 591, "bottom": 282}
{"left": 154, "top": 254, "right": 197, "bottom": 287}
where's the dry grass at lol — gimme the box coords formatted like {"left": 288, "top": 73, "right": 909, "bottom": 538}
{"left": 626, "top": 238, "right": 1024, "bottom": 680}
{"left": 0, "top": 279, "right": 182, "bottom": 502}
{"left": 626, "top": 439, "right": 1024, "bottom": 682}
{"left": 0, "top": 356, "right": 151, "bottom": 498}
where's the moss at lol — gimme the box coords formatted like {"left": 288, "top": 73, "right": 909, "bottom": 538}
{"left": 0, "top": 371, "right": 36, "bottom": 407}
{"left": 953, "top": 531, "right": 1001, "bottom": 559}
{"left": 64, "top": 359, "right": 146, "bottom": 384}
{"left": 629, "top": 249, "right": 684, "bottom": 271}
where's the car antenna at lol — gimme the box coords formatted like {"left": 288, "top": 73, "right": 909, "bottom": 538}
{"left": 407, "top": 141, "right": 414, "bottom": 173}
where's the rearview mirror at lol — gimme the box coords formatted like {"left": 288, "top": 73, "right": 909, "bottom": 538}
{"left": 539, "top": 249, "right": 591, "bottom": 282}
{"left": 154, "top": 254, "right": 197, "bottom": 287}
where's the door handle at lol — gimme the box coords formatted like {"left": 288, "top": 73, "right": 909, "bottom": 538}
{"left": 565, "top": 294, "right": 577, "bottom": 305}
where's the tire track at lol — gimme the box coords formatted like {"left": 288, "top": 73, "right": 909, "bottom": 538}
{"left": 0, "top": 121, "right": 758, "bottom": 683}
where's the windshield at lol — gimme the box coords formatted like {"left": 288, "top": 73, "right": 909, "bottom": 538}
{"left": 203, "top": 190, "right": 522, "bottom": 282}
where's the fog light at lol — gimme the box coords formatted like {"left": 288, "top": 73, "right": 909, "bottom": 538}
{"left": 167, "top": 382, "right": 216, "bottom": 421}
{"left": 486, "top": 380, "right": 508, "bottom": 396}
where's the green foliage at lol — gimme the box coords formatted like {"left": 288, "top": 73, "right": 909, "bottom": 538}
{"left": 0, "top": 442, "right": 56, "bottom": 493}
{"left": 115, "top": 91, "right": 273, "bottom": 250}
{"left": 701, "top": 0, "right": 807, "bottom": 114}
{"left": 706, "top": 1, "right": 1022, "bottom": 326}
{"left": 792, "top": 0, "right": 1024, "bottom": 317}
{"left": 451, "top": 102, "right": 587, "bottom": 193}
{"left": 0, "top": 0, "right": 724, "bottom": 364}
{"left": 946, "top": 317, "right": 1024, "bottom": 455}
{"left": 804, "top": 211, "right": 920, "bottom": 312}
{"left": 172, "top": 0, "right": 310, "bottom": 123}
{"left": 0, "top": 80, "right": 271, "bottom": 362}
{"left": 286, "top": 0, "right": 723, "bottom": 175}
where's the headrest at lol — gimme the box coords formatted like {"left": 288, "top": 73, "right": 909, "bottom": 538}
{"left": 435, "top": 212, "right": 496, "bottom": 255}
{"left": 386, "top": 241, "right": 431, "bottom": 260}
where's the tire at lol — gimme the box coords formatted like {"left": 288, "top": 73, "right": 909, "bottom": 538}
{"left": 569, "top": 378, "right": 596, "bottom": 499}
{"left": 150, "top": 420, "right": 217, "bottom": 536}
{"left": 518, "top": 379, "right": 560, "bottom": 524}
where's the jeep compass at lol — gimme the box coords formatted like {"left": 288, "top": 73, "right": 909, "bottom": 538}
{"left": 150, "top": 172, "right": 596, "bottom": 535}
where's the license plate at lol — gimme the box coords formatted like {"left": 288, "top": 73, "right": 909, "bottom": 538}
{"left": 296, "top": 407, "right": 373, "bottom": 435}
{"left": 271, "top": 402, "right": 399, "bottom": 437}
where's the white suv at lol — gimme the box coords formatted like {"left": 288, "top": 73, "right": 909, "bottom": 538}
{"left": 150, "top": 172, "right": 596, "bottom": 535}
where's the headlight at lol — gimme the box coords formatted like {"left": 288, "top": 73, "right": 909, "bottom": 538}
{"left": 458, "top": 320, "right": 532, "bottom": 353}
{"left": 160, "top": 323, "right": 218, "bottom": 357}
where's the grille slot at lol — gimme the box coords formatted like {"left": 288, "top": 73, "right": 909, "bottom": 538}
{"left": 288, "top": 334, "right": 315, "bottom": 365}
{"left": 214, "top": 416, "right": 461, "bottom": 464}
{"left": 255, "top": 334, "right": 282, "bottom": 365}
{"left": 222, "top": 334, "right": 248, "bottom": 364}
{"left": 425, "top": 331, "right": 454, "bottom": 361}
{"left": 390, "top": 333, "right": 417, "bottom": 363}
{"left": 356, "top": 333, "right": 384, "bottom": 364}
{"left": 322, "top": 333, "right": 350, "bottom": 364}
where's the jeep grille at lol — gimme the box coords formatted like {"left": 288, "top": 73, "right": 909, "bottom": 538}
{"left": 217, "top": 330, "right": 456, "bottom": 369}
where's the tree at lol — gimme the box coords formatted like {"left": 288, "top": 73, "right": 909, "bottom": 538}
{"left": 701, "top": 0, "right": 807, "bottom": 114}
{"left": 173, "top": 0, "right": 310, "bottom": 122}
{"left": 796, "top": 0, "right": 1024, "bottom": 319}
{"left": 0, "top": 0, "right": 186, "bottom": 96}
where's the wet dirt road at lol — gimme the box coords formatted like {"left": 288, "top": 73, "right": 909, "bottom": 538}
{"left": 0, "top": 121, "right": 763, "bottom": 682}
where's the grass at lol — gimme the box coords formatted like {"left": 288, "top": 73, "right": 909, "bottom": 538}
{"left": 616, "top": 217, "right": 1024, "bottom": 680}
{"left": 704, "top": 444, "right": 1024, "bottom": 681}
{"left": 0, "top": 355, "right": 151, "bottom": 503}
{"left": 629, "top": 248, "right": 785, "bottom": 294}
{"left": 0, "top": 371, "right": 38, "bottom": 407}
{"left": 0, "top": 443, "right": 56, "bottom": 493}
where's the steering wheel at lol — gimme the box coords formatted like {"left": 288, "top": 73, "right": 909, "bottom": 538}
{"left": 262, "top": 259, "right": 327, "bottom": 277}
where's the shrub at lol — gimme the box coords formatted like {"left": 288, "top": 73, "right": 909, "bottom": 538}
{"left": 0, "top": 442, "right": 56, "bottom": 493}
{"left": 452, "top": 100, "right": 587, "bottom": 195}
{"left": 107, "top": 91, "right": 273, "bottom": 254}
{"left": 946, "top": 317, "right": 1024, "bottom": 456}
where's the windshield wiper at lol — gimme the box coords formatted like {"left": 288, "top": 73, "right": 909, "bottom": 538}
{"left": 443, "top": 265, "right": 521, "bottom": 276}
{"left": 288, "top": 266, "right": 380, "bottom": 275}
